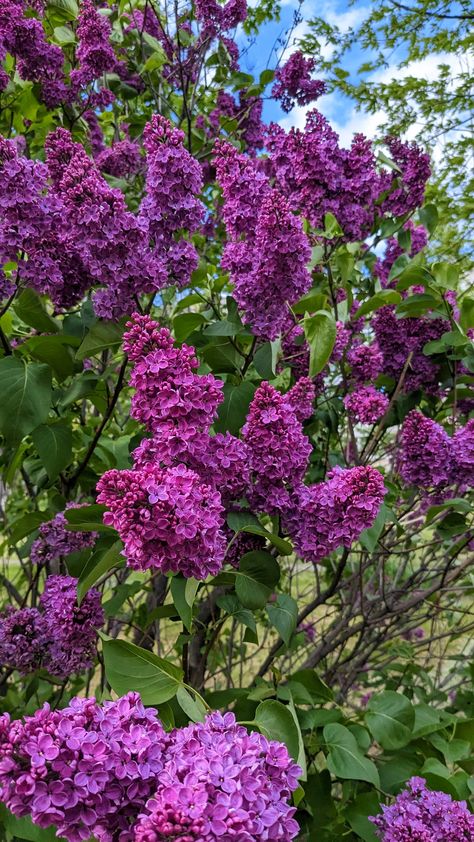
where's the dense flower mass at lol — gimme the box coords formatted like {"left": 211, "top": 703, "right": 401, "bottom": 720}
{"left": 344, "top": 386, "right": 389, "bottom": 424}
{"left": 135, "top": 711, "right": 301, "bottom": 842}
{"left": 0, "top": 575, "right": 103, "bottom": 677}
{"left": 373, "top": 305, "right": 446, "bottom": 392}
{"left": 30, "top": 504, "right": 97, "bottom": 566}
{"left": 72, "top": 0, "right": 117, "bottom": 89}
{"left": 452, "top": 419, "right": 474, "bottom": 488}
{"left": 272, "top": 51, "right": 326, "bottom": 112}
{"left": 97, "top": 464, "right": 227, "bottom": 578}
{"left": 0, "top": 697, "right": 300, "bottom": 842}
{"left": 243, "top": 382, "right": 312, "bottom": 513}
{"left": 370, "top": 776, "right": 474, "bottom": 840}
{"left": 286, "top": 466, "right": 386, "bottom": 562}
{"left": 399, "top": 410, "right": 453, "bottom": 489}
{"left": 0, "top": 692, "right": 167, "bottom": 842}
{"left": 347, "top": 342, "right": 383, "bottom": 384}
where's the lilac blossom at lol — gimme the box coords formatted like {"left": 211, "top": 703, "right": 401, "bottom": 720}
{"left": 30, "top": 504, "right": 97, "bottom": 566}
{"left": 344, "top": 386, "right": 389, "bottom": 424}
{"left": 272, "top": 50, "right": 326, "bottom": 112}
{"left": 399, "top": 410, "right": 453, "bottom": 489}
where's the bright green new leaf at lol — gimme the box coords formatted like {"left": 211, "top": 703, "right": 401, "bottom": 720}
{"left": 324, "top": 723, "right": 380, "bottom": 786}
{"left": 102, "top": 638, "right": 183, "bottom": 704}
{"left": 304, "top": 310, "right": 337, "bottom": 376}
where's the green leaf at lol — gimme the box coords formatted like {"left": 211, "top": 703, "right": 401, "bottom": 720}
{"left": 365, "top": 691, "right": 415, "bottom": 750}
{"left": 259, "top": 68, "right": 275, "bottom": 85}
{"left": 254, "top": 700, "right": 300, "bottom": 763}
{"left": 217, "top": 594, "right": 258, "bottom": 643}
{"left": 170, "top": 575, "right": 199, "bottom": 632}
{"left": 31, "top": 422, "right": 72, "bottom": 481}
{"left": 290, "top": 669, "right": 333, "bottom": 703}
{"left": 253, "top": 341, "right": 280, "bottom": 379}
{"left": 419, "top": 203, "right": 438, "bottom": 234}
{"left": 304, "top": 310, "right": 337, "bottom": 376}
{"left": 77, "top": 540, "right": 123, "bottom": 604}
{"left": 173, "top": 313, "right": 206, "bottom": 342}
{"left": 396, "top": 266, "right": 435, "bottom": 292}
{"left": 323, "top": 723, "right": 380, "bottom": 786}
{"left": 345, "top": 792, "right": 381, "bottom": 842}
{"left": 460, "top": 297, "right": 474, "bottom": 331}
{"left": 47, "top": 0, "right": 78, "bottom": 18}
{"left": 23, "top": 335, "right": 78, "bottom": 381}
{"left": 9, "top": 511, "right": 51, "bottom": 544}
{"left": 226, "top": 510, "right": 292, "bottom": 555}
{"left": 53, "top": 24, "right": 75, "bottom": 43}
{"left": 102, "top": 638, "right": 183, "bottom": 704}
{"left": 76, "top": 321, "right": 124, "bottom": 360}
{"left": 0, "top": 357, "right": 51, "bottom": 445}
{"left": 203, "top": 320, "right": 242, "bottom": 336}
{"left": 234, "top": 551, "right": 280, "bottom": 609}
{"left": 359, "top": 504, "right": 391, "bottom": 552}
{"left": 266, "top": 594, "right": 297, "bottom": 646}
{"left": 214, "top": 382, "right": 256, "bottom": 435}
{"left": 14, "top": 289, "right": 59, "bottom": 333}
{"left": 64, "top": 504, "right": 111, "bottom": 533}
{"left": 356, "top": 290, "right": 402, "bottom": 318}
{"left": 176, "top": 686, "right": 207, "bottom": 722}
{"left": 396, "top": 293, "right": 440, "bottom": 318}
{"left": 0, "top": 805, "right": 64, "bottom": 841}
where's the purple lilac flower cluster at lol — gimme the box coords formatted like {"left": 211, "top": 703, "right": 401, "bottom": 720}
{"left": 347, "top": 342, "right": 383, "bottom": 384}
{"left": 195, "top": 0, "right": 247, "bottom": 36}
{"left": 96, "top": 139, "right": 143, "bottom": 178}
{"left": 375, "top": 221, "right": 428, "bottom": 287}
{"left": 370, "top": 776, "right": 474, "bottom": 841}
{"left": 242, "top": 381, "right": 312, "bottom": 514}
{"left": 373, "top": 305, "right": 446, "bottom": 392}
{"left": 139, "top": 115, "right": 204, "bottom": 289}
{"left": 134, "top": 711, "right": 300, "bottom": 842}
{"left": 285, "top": 466, "right": 386, "bottom": 563}
{"left": 71, "top": 0, "right": 118, "bottom": 90}
{"left": 344, "top": 386, "right": 389, "bottom": 424}
{"left": 30, "top": 504, "right": 97, "bottom": 566}
{"left": 96, "top": 463, "right": 227, "bottom": 578}
{"left": 0, "top": 696, "right": 300, "bottom": 842}
{"left": 399, "top": 411, "right": 474, "bottom": 491}
{"left": 272, "top": 50, "right": 326, "bottom": 112}
{"left": 0, "top": 575, "right": 103, "bottom": 677}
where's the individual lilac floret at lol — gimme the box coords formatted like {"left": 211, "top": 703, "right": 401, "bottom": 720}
{"left": 346, "top": 342, "right": 383, "bottom": 384}
{"left": 286, "top": 466, "right": 386, "bottom": 563}
{"left": 125, "top": 320, "right": 224, "bottom": 436}
{"left": 452, "top": 418, "right": 474, "bottom": 488}
{"left": 39, "top": 575, "right": 104, "bottom": 678}
{"left": 0, "top": 692, "right": 167, "bottom": 842}
{"left": 0, "top": 607, "right": 48, "bottom": 674}
{"left": 242, "top": 382, "right": 312, "bottom": 513}
{"left": 399, "top": 410, "right": 453, "bottom": 490}
{"left": 272, "top": 50, "right": 326, "bottom": 112}
{"left": 134, "top": 711, "right": 300, "bottom": 842}
{"left": 96, "top": 464, "right": 227, "bottom": 578}
{"left": 30, "top": 504, "right": 97, "bottom": 566}
{"left": 344, "top": 386, "right": 389, "bottom": 424}
{"left": 370, "top": 776, "right": 474, "bottom": 841}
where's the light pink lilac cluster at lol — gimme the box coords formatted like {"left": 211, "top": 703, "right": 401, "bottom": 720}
{"left": 30, "top": 504, "right": 97, "bottom": 566}
{"left": 271, "top": 50, "right": 326, "bottom": 112}
{"left": 139, "top": 115, "right": 204, "bottom": 289}
{"left": 286, "top": 466, "right": 386, "bottom": 563}
{"left": 344, "top": 386, "right": 389, "bottom": 424}
{"left": 370, "top": 776, "right": 474, "bottom": 841}
{"left": 242, "top": 382, "right": 312, "bottom": 513}
{"left": 96, "top": 464, "right": 227, "bottom": 578}
{"left": 0, "top": 696, "right": 300, "bottom": 842}
{"left": 0, "top": 575, "right": 103, "bottom": 677}
{"left": 134, "top": 711, "right": 300, "bottom": 842}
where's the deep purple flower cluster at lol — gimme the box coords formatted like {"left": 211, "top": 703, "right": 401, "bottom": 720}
{"left": 373, "top": 305, "right": 446, "bottom": 392}
{"left": 452, "top": 419, "right": 474, "bottom": 487}
{"left": 226, "top": 191, "right": 312, "bottom": 339}
{"left": 344, "top": 386, "right": 389, "bottom": 424}
{"left": 96, "top": 140, "right": 143, "bottom": 178}
{"left": 134, "top": 711, "right": 300, "bottom": 842}
{"left": 140, "top": 115, "right": 204, "bottom": 288}
{"left": 0, "top": 692, "right": 167, "bottom": 842}
{"left": 370, "top": 776, "right": 474, "bottom": 841}
{"left": 242, "top": 382, "right": 312, "bottom": 513}
{"left": 398, "top": 410, "right": 453, "bottom": 489}
{"left": 125, "top": 317, "right": 224, "bottom": 436}
{"left": 286, "top": 466, "right": 386, "bottom": 563}
{"left": 96, "top": 463, "right": 227, "bottom": 578}
{"left": 283, "top": 377, "right": 316, "bottom": 422}
{"left": 0, "top": 699, "right": 300, "bottom": 842}
{"left": 195, "top": 0, "right": 247, "bottom": 36}
{"left": 71, "top": 0, "right": 117, "bottom": 89}
{"left": 214, "top": 140, "right": 271, "bottom": 239}
{"left": 380, "top": 137, "right": 431, "bottom": 218}
{"left": 347, "top": 342, "right": 383, "bottom": 384}
{"left": 0, "top": 575, "right": 103, "bottom": 677}
{"left": 30, "top": 504, "right": 97, "bottom": 566}
{"left": 272, "top": 50, "right": 326, "bottom": 112}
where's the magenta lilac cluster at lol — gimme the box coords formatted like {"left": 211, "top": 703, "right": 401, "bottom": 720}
{"left": 134, "top": 711, "right": 300, "bottom": 842}
{"left": 346, "top": 342, "right": 383, "bottom": 384}
{"left": 96, "top": 464, "right": 226, "bottom": 578}
{"left": 30, "top": 504, "right": 97, "bottom": 566}
{"left": 286, "top": 466, "right": 386, "bottom": 563}
{"left": 0, "top": 575, "right": 103, "bottom": 677}
{"left": 373, "top": 305, "right": 446, "bottom": 392}
{"left": 272, "top": 50, "right": 326, "bottom": 112}
{"left": 0, "top": 695, "right": 300, "bottom": 842}
{"left": 370, "top": 776, "right": 474, "bottom": 841}
{"left": 344, "top": 386, "right": 389, "bottom": 424}
{"left": 399, "top": 411, "right": 474, "bottom": 491}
